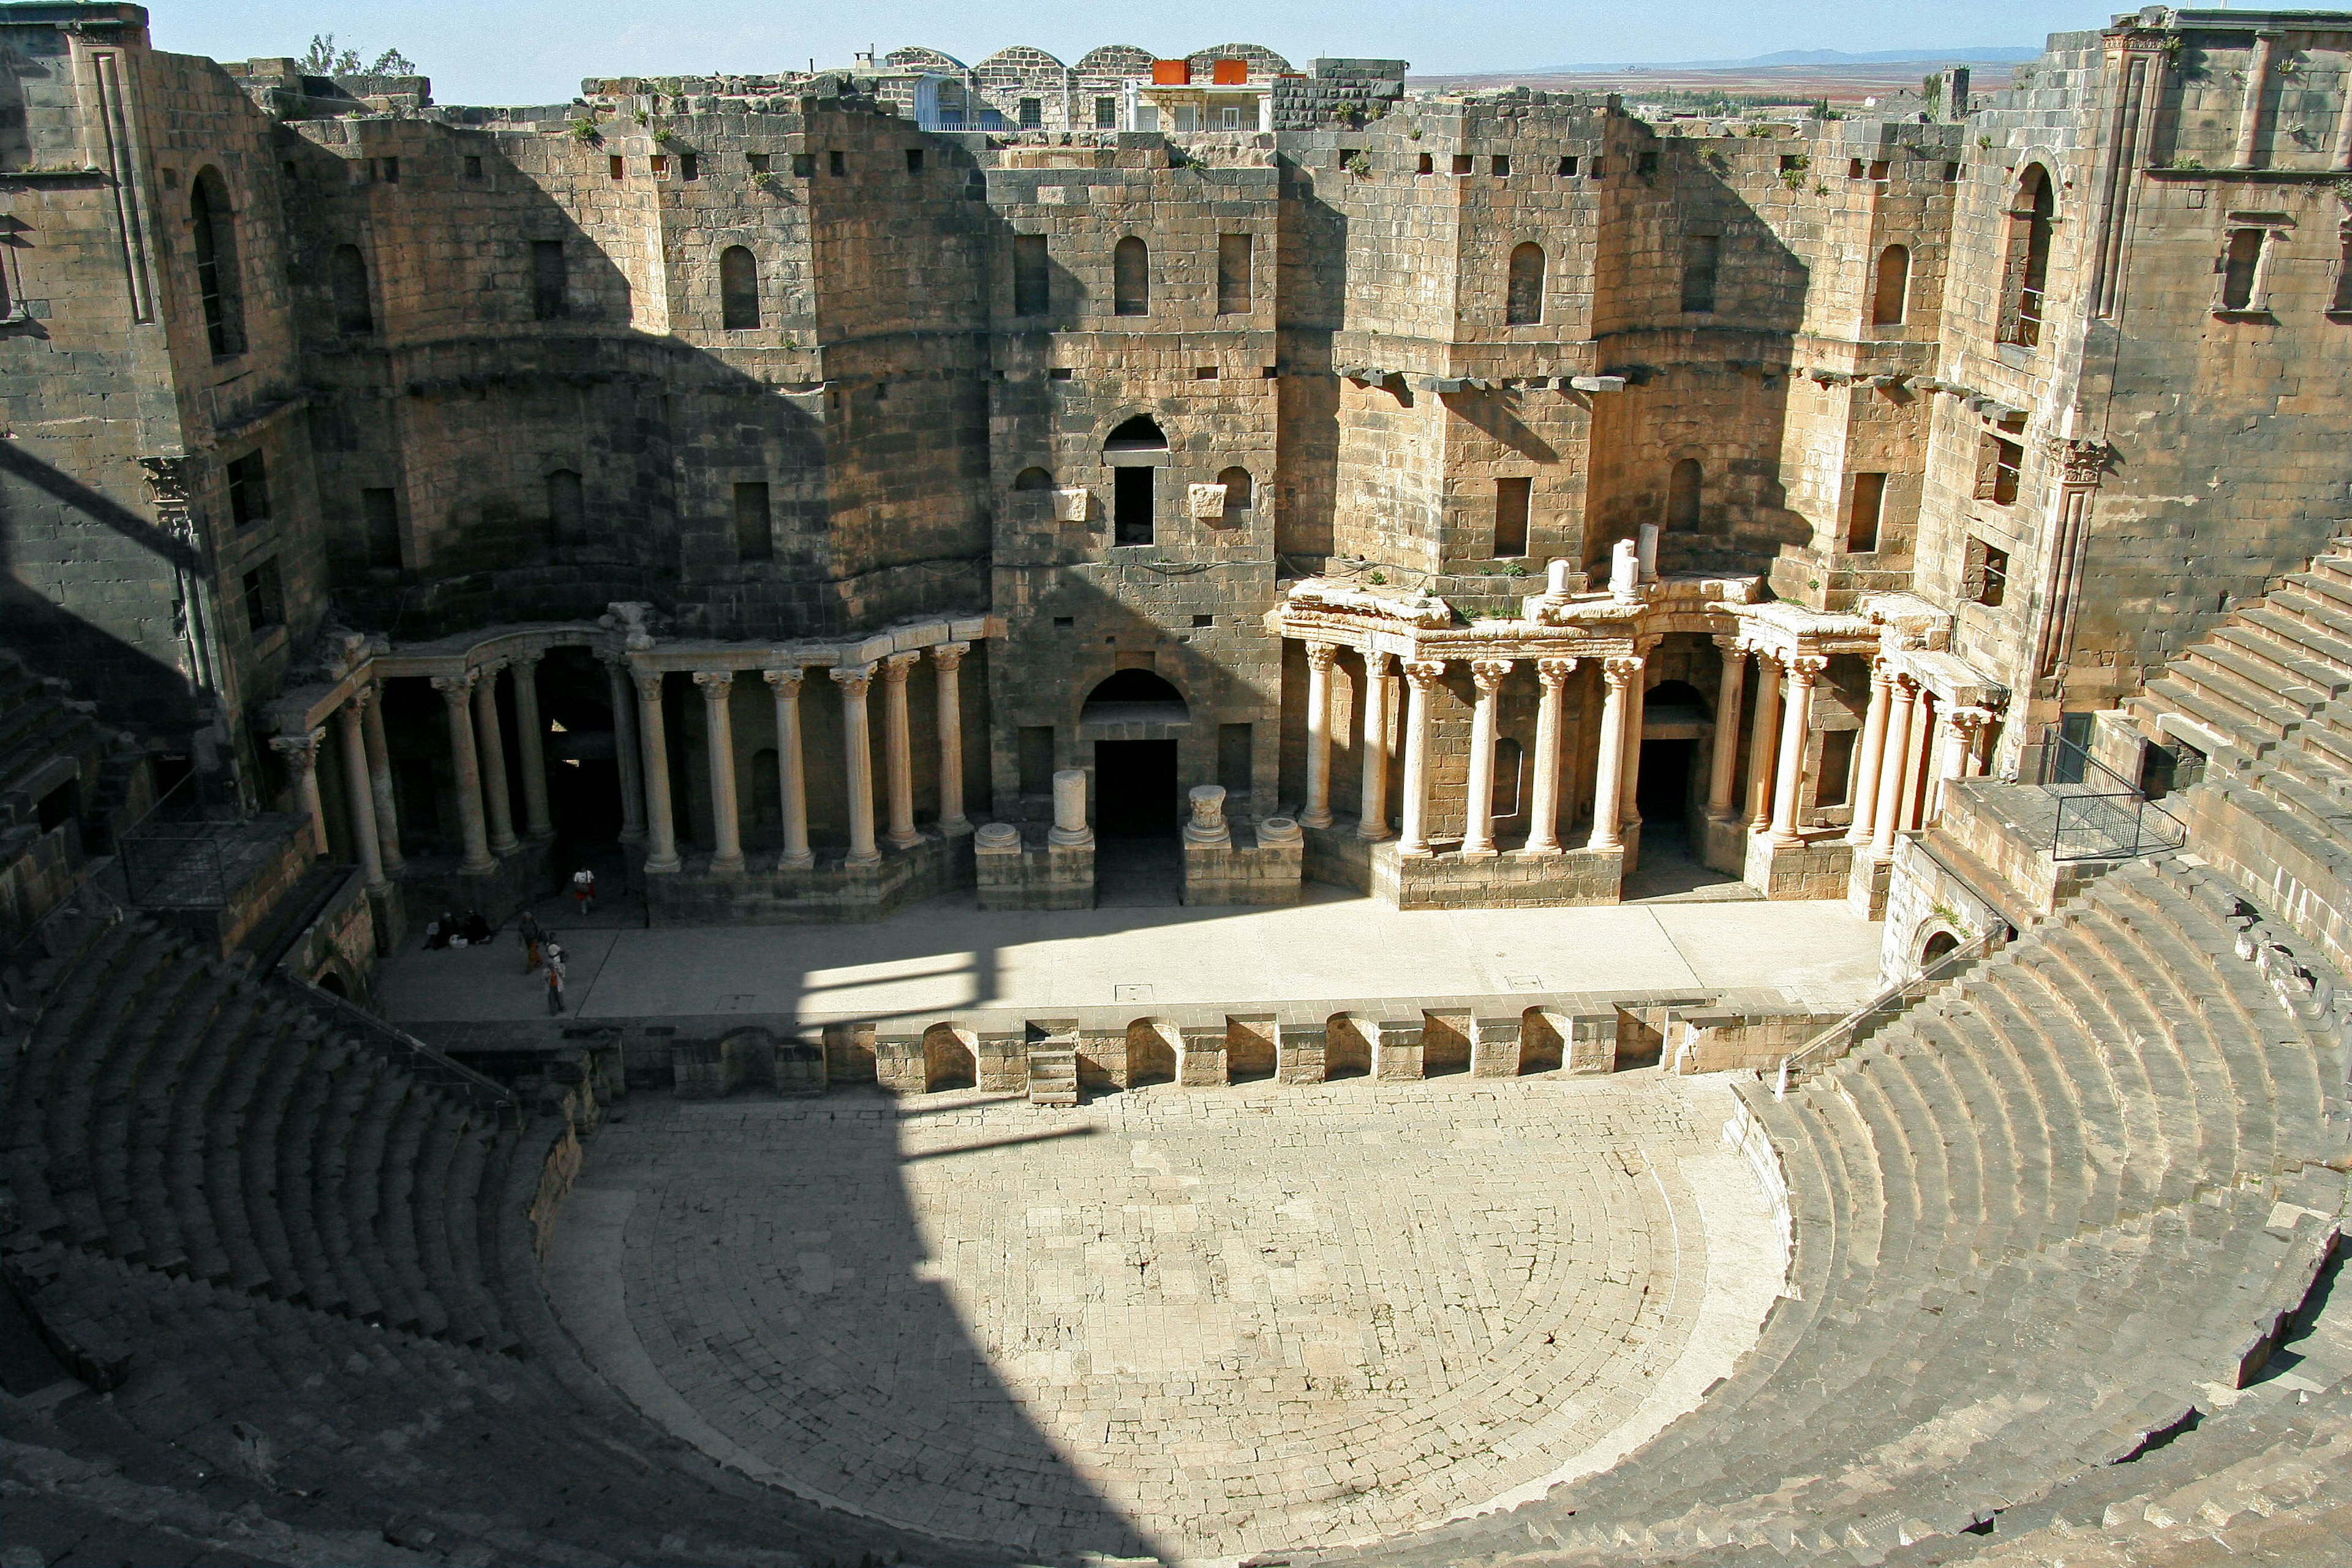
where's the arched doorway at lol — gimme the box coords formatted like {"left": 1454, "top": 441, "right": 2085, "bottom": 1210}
{"left": 538, "top": 646, "right": 625, "bottom": 846}
{"left": 1084, "top": 668, "right": 1186, "bottom": 903}
{"left": 1921, "top": 930, "right": 1960, "bottom": 967}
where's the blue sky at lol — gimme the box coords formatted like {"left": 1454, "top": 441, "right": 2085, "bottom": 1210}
{"left": 151, "top": 1, "right": 2122, "bottom": 107}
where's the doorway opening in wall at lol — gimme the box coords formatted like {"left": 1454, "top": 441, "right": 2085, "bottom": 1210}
{"left": 538, "top": 647, "right": 626, "bottom": 850}
{"left": 1094, "top": 739, "right": 1180, "bottom": 906}
{"left": 1623, "top": 678, "right": 1753, "bottom": 903}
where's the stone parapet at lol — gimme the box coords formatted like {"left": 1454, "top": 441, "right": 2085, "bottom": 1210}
{"left": 973, "top": 821, "right": 1095, "bottom": 911}
{"left": 1180, "top": 815, "right": 1303, "bottom": 905}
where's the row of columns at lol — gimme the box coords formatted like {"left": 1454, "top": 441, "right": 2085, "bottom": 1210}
{"left": 270, "top": 680, "right": 415, "bottom": 892}
{"left": 628, "top": 643, "right": 971, "bottom": 875}
{"left": 1845, "top": 660, "right": 1992, "bottom": 863}
{"left": 429, "top": 657, "right": 557, "bottom": 874}
{"left": 1294, "top": 642, "right": 1650, "bottom": 858}
{"left": 1711, "top": 641, "right": 1829, "bottom": 848}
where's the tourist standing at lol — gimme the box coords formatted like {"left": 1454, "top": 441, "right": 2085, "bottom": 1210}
{"left": 546, "top": 961, "right": 565, "bottom": 1014}
{"left": 518, "top": 910, "right": 545, "bottom": 973}
{"left": 571, "top": 865, "right": 597, "bottom": 916}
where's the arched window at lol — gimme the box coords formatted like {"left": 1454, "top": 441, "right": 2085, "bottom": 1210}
{"left": 719, "top": 246, "right": 760, "bottom": 330}
{"left": 546, "top": 469, "right": 585, "bottom": 546}
{"left": 1997, "top": 167, "right": 2054, "bottom": 349}
{"left": 1011, "top": 466, "right": 1055, "bottom": 490}
{"left": 1113, "top": 235, "right": 1148, "bottom": 316}
{"left": 1666, "top": 458, "right": 1703, "bottom": 530}
{"left": 330, "top": 244, "right": 373, "bottom": 334}
{"left": 1216, "top": 466, "right": 1253, "bottom": 516}
{"left": 1872, "top": 244, "right": 1909, "bottom": 327}
{"left": 1506, "top": 241, "right": 1545, "bottom": 325}
{"left": 1105, "top": 414, "right": 1167, "bottom": 546}
{"left": 189, "top": 168, "right": 244, "bottom": 356}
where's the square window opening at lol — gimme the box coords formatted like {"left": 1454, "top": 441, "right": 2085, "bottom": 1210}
{"left": 1556, "top": 154, "right": 1578, "bottom": 176}
{"left": 905, "top": 148, "right": 924, "bottom": 173}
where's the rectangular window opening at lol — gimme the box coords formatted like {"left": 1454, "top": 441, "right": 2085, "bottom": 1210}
{"left": 1491, "top": 155, "right": 1510, "bottom": 176}
{"left": 463, "top": 154, "right": 483, "bottom": 180}
{"left": 380, "top": 156, "right": 399, "bottom": 184}
{"left": 1493, "top": 477, "right": 1531, "bottom": 558}
{"left": 1114, "top": 466, "right": 1154, "bottom": 546}
{"left": 680, "top": 153, "right": 698, "bottom": 181}
{"left": 608, "top": 154, "right": 625, "bottom": 181}
{"left": 2334, "top": 236, "right": 2352, "bottom": 314}
{"left": 1637, "top": 149, "right": 1658, "bottom": 175}
{"left": 1095, "top": 96, "right": 1118, "bottom": 129}
{"left": 790, "top": 151, "right": 813, "bottom": 178}
{"left": 747, "top": 153, "right": 771, "bottom": 173}
{"left": 905, "top": 148, "right": 923, "bottom": 173}
{"left": 1847, "top": 471, "right": 1886, "bottom": 552}
{"left": 649, "top": 154, "right": 668, "bottom": 178}
{"left": 1019, "top": 97, "right": 1043, "bottom": 129}
{"left": 733, "top": 481, "right": 773, "bottom": 562}
{"left": 828, "top": 149, "right": 846, "bottom": 176}
{"left": 226, "top": 451, "right": 271, "bottom": 527}
{"left": 242, "top": 558, "right": 284, "bottom": 636}
{"left": 1452, "top": 154, "right": 1474, "bottom": 175}
{"left": 1963, "top": 537, "right": 2010, "bottom": 606}
{"left": 2220, "top": 227, "right": 2264, "bottom": 312}
{"left": 1816, "top": 729, "right": 1857, "bottom": 807}
{"left": 1417, "top": 152, "right": 1434, "bottom": 174}
{"left": 1556, "top": 154, "right": 1578, "bottom": 176}
{"left": 1976, "top": 433, "right": 2023, "bottom": 507}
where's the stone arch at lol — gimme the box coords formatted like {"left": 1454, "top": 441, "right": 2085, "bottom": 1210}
{"left": 1183, "top": 43, "right": 1293, "bottom": 78}
{"left": 1011, "top": 465, "right": 1055, "bottom": 490}
{"left": 1215, "top": 465, "right": 1253, "bottom": 518}
{"left": 1113, "top": 235, "right": 1149, "bottom": 316}
{"left": 1666, "top": 457, "right": 1703, "bottom": 530}
{"left": 1872, "top": 243, "right": 1909, "bottom": 326}
{"left": 885, "top": 45, "right": 967, "bottom": 71}
{"left": 1125, "top": 1018, "right": 1177, "bottom": 1086}
{"left": 1081, "top": 668, "right": 1188, "bottom": 723}
{"left": 1997, "top": 163, "right": 2055, "bottom": 348}
{"left": 1103, "top": 412, "right": 1169, "bottom": 454}
{"left": 922, "top": 1023, "right": 978, "bottom": 1090}
{"left": 1921, "top": 930, "right": 1961, "bottom": 965}
{"left": 1506, "top": 241, "right": 1545, "bottom": 325}
{"left": 330, "top": 243, "right": 373, "bottom": 334}
{"left": 189, "top": 166, "right": 245, "bottom": 356}
{"left": 1074, "top": 45, "right": 1154, "bottom": 76}
{"left": 720, "top": 244, "right": 760, "bottom": 330}
{"left": 1325, "top": 1012, "right": 1373, "bottom": 1078}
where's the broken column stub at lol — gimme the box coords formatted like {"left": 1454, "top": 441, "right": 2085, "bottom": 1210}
{"left": 1048, "top": 768, "right": 1093, "bottom": 848}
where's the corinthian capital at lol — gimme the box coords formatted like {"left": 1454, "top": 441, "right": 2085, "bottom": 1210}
{"left": 1469, "top": 657, "right": 1513, "bottom": 693}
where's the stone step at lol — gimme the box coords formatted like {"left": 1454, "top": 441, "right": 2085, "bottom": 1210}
{"left": 1027, "top": 1044, "right": 1079, "bottom": 1106}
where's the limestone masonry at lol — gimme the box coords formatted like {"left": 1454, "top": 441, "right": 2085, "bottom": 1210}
{"left": 5, "top": 6, "right": 2352, "bottom": 1567}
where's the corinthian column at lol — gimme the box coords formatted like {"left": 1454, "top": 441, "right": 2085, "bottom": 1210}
{"left": 695, "top": 671, "right": 744, "bottom": 873}
{"left": 512, "top": 653, "right": 553, "bottom": 842}
{"left": 432, "top": 671, "right": 495, "bottom": 873}
{"left": 1619, "top": 654, "right": 1649, "bottom": 832}
{"left": 1301, "top": 642, "right": 1338, "bottom": 829}
{"left": 1463, "top": 658, "right": 1510, "bottom": 857}
{"left": 605, "top": 655, "right": 646, "bottom": 845}
{"left": 932, "top": 643, "right": 970, "bottom": 834}
{"left": 1397, "top": 660, "right": 1446, "bottom": 856}
{"left": 271, "top": 728, "right": 328, "bottom": 859}
{"left": 635, "top": 671, "right": 681, "bottom": 874}
{"left": 1357, "top": 652, "right": 1394, "bottom": 841}
{"left": 833, "top": 665, "right": 880, "bottom": 867}
{"left": 878, "top": 652, "right": 921, "bottom": 849}
{"left": 1705, "top": 638, "right": 1746, "bottom": 823}
{"left": 358, "top": 683, "right": 404, "bottom": 874}
{"left": 1528, "top": 656, "right": 1577, "bottom": 853}
{"left": 764, "top": 667, "right": 813, "bottom": 869}
{"left": 334, "top": 698, "right": 385, "bottom": 887}
{"left": 1847, "top": 658, "right": 1894, "bottom": 845}
{"left": 472, "top": 662, "right": 518, "bottom": 856}
{"left": 1587, "top": 656, "right": 1639, "bottom": 853}
{"left": 1744, "top": 651, "right": 1783, "bottom": 834}
{"left": 1769, "top": 655, "right": 1825, "bottom": 847}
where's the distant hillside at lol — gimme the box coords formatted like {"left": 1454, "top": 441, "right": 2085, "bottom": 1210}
{"left": 1528, "top": 46, "right": 2039, "bottom": 72}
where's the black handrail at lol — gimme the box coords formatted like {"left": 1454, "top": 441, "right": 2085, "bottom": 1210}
{"left": 2021, "top": 725, "right": 2185, "bottom": 862}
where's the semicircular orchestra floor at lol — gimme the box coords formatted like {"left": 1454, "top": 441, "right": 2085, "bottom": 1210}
{"left": 546, "top": 1074, "right": 1783, "bottom": 1565}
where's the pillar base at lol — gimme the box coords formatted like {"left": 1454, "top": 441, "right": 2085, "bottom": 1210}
{"left": 938, "top": 816, "right": 973, "bottom": 837}
{"left": 776, "top": 850, "right": 815, "bottom": 872}
{"left": 1741, "top": 828, "right": 1856, "bottom": 900}
{"left": 643, "top": 854, "right": 683, "bottom": 875}
{"left": 885, "top": 832, "right": 922, "bottom": 851}
{"left": 1846, "top": 848, "right": 1893, "bottom": 919}
{"left": 1459, "top": 845, "right": 1500, "bottom": 860}
{"left": 710, "top": 853, "right": 747, "bottom": 875}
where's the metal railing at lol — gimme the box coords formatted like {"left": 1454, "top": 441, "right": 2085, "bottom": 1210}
{"left": 117, "top": 770, "right": 245, "bottom": 908}
{"left": 2018, "top": 725, "right": 2186, "bottom": 863}
{"left": 1774, "top": 925, "right": 2001, "bottom": 1097}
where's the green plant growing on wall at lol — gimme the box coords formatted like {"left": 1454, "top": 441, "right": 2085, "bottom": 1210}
{"left": 752, "top": 169, "right": 779, "bottom": 190}
{"left": 567, "top": 117, "right": 601, "bottom": 144}
{"left": 2335, "top": 175, "right": 2352, "bottom": 207}
{"left": 1778, "top": 152, "right": 1809, "bottom": 190}
{"left": 1501, "top": 562, "right": 1529, "bottom": 578}
{"left": 651, "top": 127, "right": 676, "bottom": 146}
{"left": 1342, "top": 149, "right": 1371, "bottom": 176}
{"left": 2170, "top": 154, "right": 2206, "bottom": 172}
{"left": 1366, "top": 570, "right": 1387, "bottom": 586}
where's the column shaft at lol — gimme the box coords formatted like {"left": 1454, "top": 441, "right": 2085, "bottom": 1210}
{"left": 1528, "top": 658, "right": 1575, "bottom": 853}
{"left": 766, "top": 669, "right": 813, "bottom": 869}
{"left": 360, "top": 683, "right": 405, "bottom": 873}
{"left": 1899, "top": 693, "right": 1937, "bottom": 831}
{"left": 1847, "top": 663, "right": 1893, "bottom": 845}
{"left": 1705, "top": 641, "right": 1746, "bottom": 821}
{"left": 696, "top": 671, "right": 745, "bottom": 873}
{"left": 1744, "top": 654, "right": 1782, "bottom": 832}
{"left": 336, "top": 702, "right": 384, "bottom": 886}
{"left": 933, "top": 643, "right": 970, "bottom": 834}
{"left": 513, "top": 655, "right": 553, "bottom": 842}
{"left": 607, "top": 659, "right": 647, "bottom": 845}
{"left": 1619, "top": 666, "right": 1648, "bottom": 829}
{"left": 1463, "top": 659, "right": 1509, "bottom": 856}
{"left": 1868, "top": 680, "right": 1917, "bottom": 864}
{"left": 1397, "top": 662, "right": 1444, "bottom": 855}
{"left": 473, "top": 665, "right": 518, "bottom": 855}
{"left": 835, "top": 666, "right": 880, "bottom": 866}
{"left": 1769, "top": 658, "right": 1823, "bottom": 846}
{"left": 271, "top": 731, "right": 328, "bottom": 859}
{"left": 1587, "top": 658, "right": 1635, "bottom": 853}
{"left": 880, "top": 653, "right": 921, "bottom": 848}
{"left": 435, "top": 674, "right": 494, "bottom": 873}
{"left": 1301, "top": 644, "right": 1337, "bottom": 829}
{"left": 1357, "top": 654, "right": 1393, "bottom": 841}
{"left": 635, "top": 673, "right": 681, "bottom": 873}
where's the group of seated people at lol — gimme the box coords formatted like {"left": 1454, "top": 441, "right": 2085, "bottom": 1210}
{"left": 421, "top": 908, "right": 497, "bottom": 950}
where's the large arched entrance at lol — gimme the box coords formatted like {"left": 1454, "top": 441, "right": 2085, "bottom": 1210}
{"left": 1083, "top": 669, "right": 1186, "bottom": 902}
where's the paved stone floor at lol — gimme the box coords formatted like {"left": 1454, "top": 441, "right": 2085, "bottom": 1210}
{"left": 546, "top": 1073, "right": 1783, "bottom": 1566}
{"left": 382, "top": 881, "right": 1882, "bottom": 1030}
